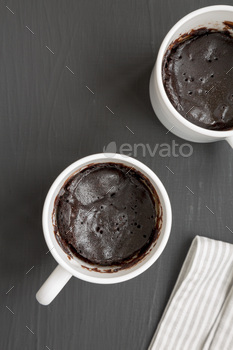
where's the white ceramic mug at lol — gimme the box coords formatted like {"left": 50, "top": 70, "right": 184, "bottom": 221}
{"left": 150, "top": 5, "right": 233, "bottom": 147}
{"left": 36, "top": 153, "right": 172, "bottom": 305}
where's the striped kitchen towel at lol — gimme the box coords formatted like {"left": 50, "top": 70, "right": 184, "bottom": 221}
{"left": 149, "top": 236, "right": 233, "bottom": 350}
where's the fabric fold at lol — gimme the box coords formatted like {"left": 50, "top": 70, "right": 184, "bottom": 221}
{"left": 149, "top": 236, "right": 233, "bottom": 350}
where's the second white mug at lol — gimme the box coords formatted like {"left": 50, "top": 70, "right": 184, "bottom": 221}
{"left": 150, "top": 5, "right": 233, "bottom": 148}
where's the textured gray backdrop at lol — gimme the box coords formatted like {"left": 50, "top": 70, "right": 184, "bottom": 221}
{"left": 1, "top": 0, "right": 233, "bottom": 349}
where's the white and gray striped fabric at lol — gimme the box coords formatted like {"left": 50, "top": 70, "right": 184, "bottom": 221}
{"left": 149, "top": 236, "right": 233, "bottom": 350}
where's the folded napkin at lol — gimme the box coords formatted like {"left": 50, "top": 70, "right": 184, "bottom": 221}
{"left": 149, "top": 236, "right": 233, "bottom": 350}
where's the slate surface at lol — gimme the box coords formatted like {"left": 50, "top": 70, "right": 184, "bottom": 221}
{"left": 1, "top": 1, "right": 233, "bottom": 349}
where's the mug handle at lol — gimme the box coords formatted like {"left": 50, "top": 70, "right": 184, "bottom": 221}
{"left": 226, "top": 136, "right": 233, "bottom": 148}
{"left": 36, "top": 265, "right": 72, "bottom": 305}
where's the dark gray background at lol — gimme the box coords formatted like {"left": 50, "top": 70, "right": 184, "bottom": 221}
{"left": 1, "top": 0, "right": 233, "bottom": 349}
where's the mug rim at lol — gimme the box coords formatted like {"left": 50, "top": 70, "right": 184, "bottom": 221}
{"left": 42, "top": 153, "right": 172, "bottom": 284}
{"left": 156, "top": 5, "right": 233, "bottom": 139}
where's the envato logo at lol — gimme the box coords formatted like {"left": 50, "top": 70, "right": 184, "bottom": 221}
{"left": 103, "top": 141, "right": 193, "bottom": 158}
